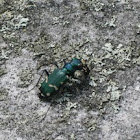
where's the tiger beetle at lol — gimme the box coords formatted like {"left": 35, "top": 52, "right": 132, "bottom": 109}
{"left": 38, "top": 58, "right": 89, "bottom": 98}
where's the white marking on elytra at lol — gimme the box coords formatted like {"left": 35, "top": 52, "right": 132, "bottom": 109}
{"left": 60, "top": 82, "right": 64, "bottom": 85}
{"left": 40, "top": 93, "right": 46, "bottom": 97}
{"left": 49, "top": 84, "right": 58, "bottom": 90}
{"left": 46, "top": 93, "right": 51, "bottom": 96}
{"left": 45, "top": 77, "right": 48, "bottom": 83}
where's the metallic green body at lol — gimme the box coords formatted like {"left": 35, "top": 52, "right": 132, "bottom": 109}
{"left": 39, "top": 68, "right": 68, "bottom": 96}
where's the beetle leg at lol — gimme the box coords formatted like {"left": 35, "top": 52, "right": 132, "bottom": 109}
{"left": 32, "top": 69, "right": 49, "bottom": 92}
{"left": 37, "top": 69, "right": 49, "bottom": 84}
{"left": 54, "top": 62, "right": 59, "bottom": 68}
{"left": 22, "top": 69, "right": 49, "bottom": 94}
{"left": 43, "top": 69, "right": 49, "bottom": 76}
{"left": 67, "top": 76, "right": 81, "bottom": 85}
{"left": 62, "top": 59, "right": 66, "bottom": 65}
{"left": 71, "top": 78, "right": 81, "bottom": 84}
{"left": 82, "top": 64, "right": 90, "bottom": 75}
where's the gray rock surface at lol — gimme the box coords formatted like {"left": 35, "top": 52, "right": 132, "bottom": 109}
{"left": 0, "top": 0, "right": 140, "bottom": 139}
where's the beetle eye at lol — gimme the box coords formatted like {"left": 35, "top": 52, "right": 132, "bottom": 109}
{"left": 77, "top": 63, "right": 83, "bottom": 69}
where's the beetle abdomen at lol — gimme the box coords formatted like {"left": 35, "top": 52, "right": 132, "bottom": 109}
{"left": 40, "top": 69, "right": 68, "bottom": 96}
{"left": 39, "top": 81, "right": 55, "bottom": 96}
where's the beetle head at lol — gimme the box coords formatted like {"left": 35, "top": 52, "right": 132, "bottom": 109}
{"left": 71, "top": 58, "right": 83, "bottom": 69}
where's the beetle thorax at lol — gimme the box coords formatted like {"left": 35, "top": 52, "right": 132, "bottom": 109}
{"left": 64, "top": 63, "right": 75, "bottom": 74}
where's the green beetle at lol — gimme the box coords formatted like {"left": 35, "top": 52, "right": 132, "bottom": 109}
{"left": 39, "top": 58, "right": 89, "bottom": 98}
